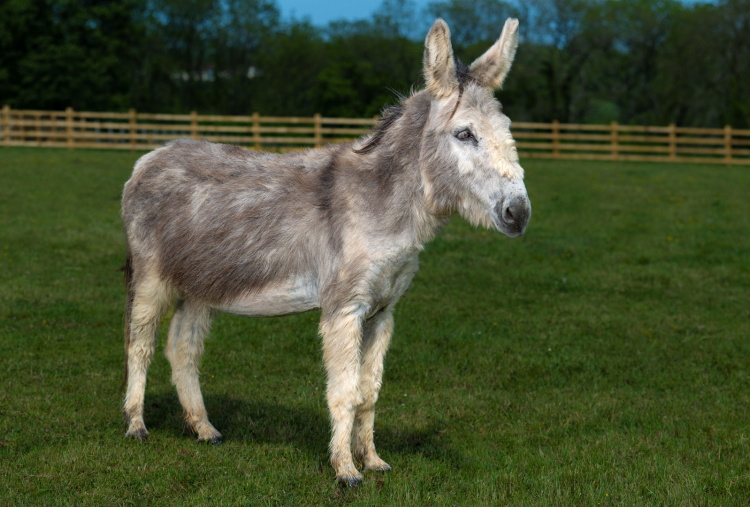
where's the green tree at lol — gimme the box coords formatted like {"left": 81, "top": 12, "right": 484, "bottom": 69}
{"left": 0, "top": 0, "right": 146, "bottom": 110}
{"left": 315, "top": 18, "right": 422, "bottom": 117}
{"left": 654, "top": 2, "right": 723, "bottom": 126}
{"left": 247, "top": 21, "right": 326, "bottom": 115}
{"left": 715, "top": 0, "right": 750, "bottom": 127}
{"left": 1, "top": 0, "right": 748, "bottom": 127}
{"left": 131, "top": 0, "right": 280, "bottom": 113}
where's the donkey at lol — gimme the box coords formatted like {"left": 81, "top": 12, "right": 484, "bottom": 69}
{"left": 121, "top": 18, "right": 530, "bottom": 485}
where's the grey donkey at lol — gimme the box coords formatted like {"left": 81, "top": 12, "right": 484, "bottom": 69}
{"left": 121, "top": 17, "right": 531, "bottom": 486}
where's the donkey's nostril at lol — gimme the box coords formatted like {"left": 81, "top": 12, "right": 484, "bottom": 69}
{"left": 503, "top": 206, "right": 516, "bottom": 224}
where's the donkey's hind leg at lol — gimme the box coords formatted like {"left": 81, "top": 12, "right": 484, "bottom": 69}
{"left": 353, "top": 312, "right": 393, "bottom": 472}
{"left": 165, "top": 300, "right": 222, "bottom": 444}
{"left": 124, "top": 270, "right": 172, "bottom": 440}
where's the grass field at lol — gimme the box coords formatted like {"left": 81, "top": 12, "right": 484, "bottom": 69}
{"left": 1, "top": 146, "right": 749, "bottom": 505}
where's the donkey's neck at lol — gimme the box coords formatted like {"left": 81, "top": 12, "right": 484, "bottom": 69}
{"left": 354, "top": 91, "right": 445, "bottom": 247}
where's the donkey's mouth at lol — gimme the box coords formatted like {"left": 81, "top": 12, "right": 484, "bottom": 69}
{"left": 493, "top": 197, "right": 530, "bottom": 238}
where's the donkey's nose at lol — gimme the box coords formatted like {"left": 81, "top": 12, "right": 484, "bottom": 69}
{"left": 497, "top": 195, "right": 531, "bottom": 234}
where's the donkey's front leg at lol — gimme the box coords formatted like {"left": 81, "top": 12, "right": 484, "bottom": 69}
{"left": 354, "top": 312, "right": 393, "bottom": 472}
{"left": 320, "top": 305, "right": 366, "bottom": 486}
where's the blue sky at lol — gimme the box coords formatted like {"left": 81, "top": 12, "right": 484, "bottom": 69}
{"left": 276, "top": 0, "right": 715, "bottom": 27}
{"left": 277, "top": 0, "right": 431, "bottom": 26}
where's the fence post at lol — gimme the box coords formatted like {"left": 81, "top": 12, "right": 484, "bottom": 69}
{"left": 552, "top": 119, "right": 560, "bottom": 158}
{"left": 2, "top": 105, "right": 9, "bottom": 146}
{"left": 190, "top": 110, "right": 198, "bottom": 140}
{"left": 610, "top": 121, "right": 619, "bottom": 160}
{"left": 668, "top": 123, "right": 676, "bottom": 162}
{"left": 129, "top": 108, "right": 137, "bottom": 151}
{"left": 50, "top": 110, "right": 57, "bottom": 146}
{"left": 34, "top": 111, "right": 40, "bottom": 146}
{"left": 314, "top": 113, "right": 322, "bottom": 148}
{"left": 724, "top": 125, "right": 732, "bottom": 164}
{"left": 252, "top": 112, "right": 260, "bottom": 149}
{"left": 66, "top": 107, "right": 74, "bottom": 150}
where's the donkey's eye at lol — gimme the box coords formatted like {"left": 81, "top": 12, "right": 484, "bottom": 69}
{"left": 455, "top": 129, "right": 475, "bottom": 142}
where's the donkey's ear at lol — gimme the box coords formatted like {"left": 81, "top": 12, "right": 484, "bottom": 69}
{"left": 423, "top": 18, "right": 458, "bottom": 98}
{"left": 469, "top": 18, "right": 520, "bottom": 90}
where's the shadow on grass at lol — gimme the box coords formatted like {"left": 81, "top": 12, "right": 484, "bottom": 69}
{"left": 142, "top": 391, "right": 463, "bottom": 467}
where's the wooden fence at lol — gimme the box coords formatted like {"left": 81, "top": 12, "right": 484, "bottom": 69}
{"left": 2, "top": 105, "right": 749, "bottom": 165}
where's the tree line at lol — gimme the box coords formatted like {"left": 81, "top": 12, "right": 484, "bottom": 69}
{"left": 1, "top": 0, "right": 748, "bottom": 127}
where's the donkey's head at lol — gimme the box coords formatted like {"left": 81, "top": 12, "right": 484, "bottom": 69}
{"left": 420, "top": 18, "right": 530, "bottom": 237}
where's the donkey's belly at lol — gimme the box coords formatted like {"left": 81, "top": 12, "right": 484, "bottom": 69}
{"left": 215, "top": 275, "right": 319, "bottom": 317}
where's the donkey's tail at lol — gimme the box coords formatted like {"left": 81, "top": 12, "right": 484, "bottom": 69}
{"left": 119, "top": 246, "right": 135, "bottom": 394}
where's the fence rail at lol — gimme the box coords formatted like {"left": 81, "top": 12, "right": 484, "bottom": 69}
{"left": 2, "top": 105, "right": 749, "bottom": 165}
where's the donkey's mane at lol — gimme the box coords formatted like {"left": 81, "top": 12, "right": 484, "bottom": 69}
{"left": 353, "top": 103, "right": 405, "bottom": 154}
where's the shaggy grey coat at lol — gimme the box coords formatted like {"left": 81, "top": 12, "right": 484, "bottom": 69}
{"left": 121, "top": 17, "right": 530, "bottom": 486}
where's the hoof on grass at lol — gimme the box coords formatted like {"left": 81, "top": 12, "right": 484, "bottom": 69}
{"left": 337, "top": 476, "right": 363, "bottom": 488}
{"left": 197, "top": 435, "right": 223, "bottom": 445}
{"left": 366, "top": 462, "right": 392, "bottom": 473}
{"left": 125, "top": 428, "right": 148, "bottom": 441}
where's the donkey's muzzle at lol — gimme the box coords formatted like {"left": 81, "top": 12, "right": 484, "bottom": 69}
{"left": 495, "top": 195, "right": 531, "bottom": 237}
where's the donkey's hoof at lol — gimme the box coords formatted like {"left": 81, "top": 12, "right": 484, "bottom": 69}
{"left": 334, "top": 460, "right": 362, "bottom": 487}
{"left": 337, "top": 476, "right": 363, "bottom": 488}
{"left": 197, "top": 434, "right": 223, "bottom": 445}
{"left": 358, "top": 452, "right": 391, "bottom": 473}
{"left": 195, "top": 421, "right": 222, "bottom": 444}
{"left": 125, "top": 428, "right": 148, "bottom": 441}
{"left": 365, "top": 461, "right": 392, "bottom": 473}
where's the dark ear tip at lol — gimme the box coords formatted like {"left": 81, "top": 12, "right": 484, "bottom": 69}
{"left": 430, "top": 18, "right": 449, "bottom": 35}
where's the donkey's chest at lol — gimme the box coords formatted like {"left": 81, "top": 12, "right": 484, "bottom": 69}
{"left": 364, "top": 250, "right": 420, "bottom": 314}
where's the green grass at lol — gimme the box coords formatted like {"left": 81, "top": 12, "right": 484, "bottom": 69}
{"left": 1, "top": 147, "right": 749, "bottom": 505}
